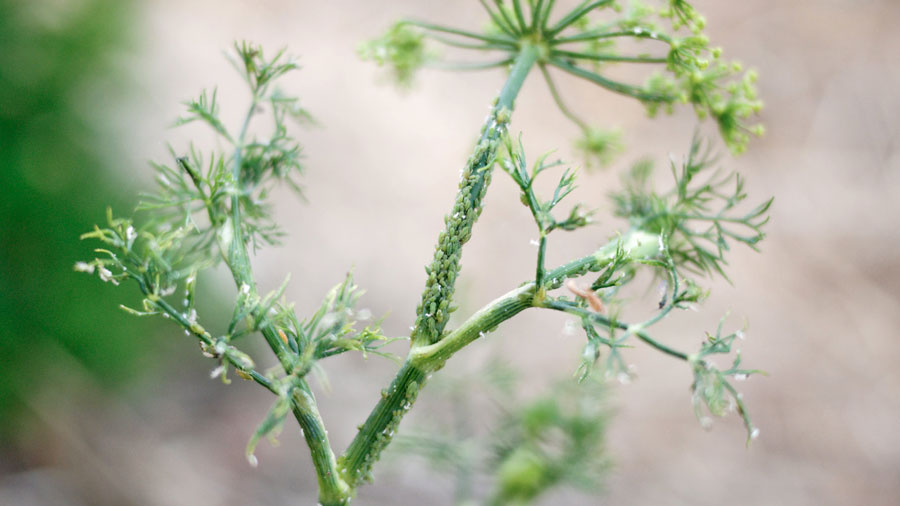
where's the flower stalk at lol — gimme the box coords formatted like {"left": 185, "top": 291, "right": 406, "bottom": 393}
{"left": 340, "top": 41, "right": 540, "bottom": 487}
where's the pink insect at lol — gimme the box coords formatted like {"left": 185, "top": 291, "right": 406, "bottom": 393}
{"left": 566, "top": 280, "right": 604, "bottom": 313}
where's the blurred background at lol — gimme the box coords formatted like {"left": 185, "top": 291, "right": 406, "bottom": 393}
{"left": 2, "top": 0, "right": 899, "bottom": 504}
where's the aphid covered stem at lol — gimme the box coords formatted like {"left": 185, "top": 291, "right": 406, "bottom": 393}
{"left": 341, "top": 43, "right": 540, "bottom": 486}
{"left": 411, "top": 42, "right": 540, "bottom": 348}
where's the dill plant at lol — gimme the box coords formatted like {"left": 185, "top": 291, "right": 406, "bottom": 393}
{"left": 79, "top": 1, "right": 770, "bottom": 504}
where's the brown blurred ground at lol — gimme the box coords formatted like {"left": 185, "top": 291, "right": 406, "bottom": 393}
{"left": 4, "top": 1, "right": 899, "bottom": 505}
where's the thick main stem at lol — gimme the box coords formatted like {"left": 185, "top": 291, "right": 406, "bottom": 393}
{"left": 339, "top": 232, "right": 665, "bottom": 489}
{"left": 339, "top": 43, "right": 540, "bottom": 487}
{"left": 411, "top": 42, "right": 540, "bottom": 348}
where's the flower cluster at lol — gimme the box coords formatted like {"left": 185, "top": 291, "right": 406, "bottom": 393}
{"left": 363, "top": 1, "right": 762, "bottom": 156}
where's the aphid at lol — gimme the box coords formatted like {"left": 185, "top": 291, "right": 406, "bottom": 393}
{"left": 277, "top": 329, "right": 289, "bottom": 345}
{"left": 566, "top": 279, "right": 604, "bottom": 313}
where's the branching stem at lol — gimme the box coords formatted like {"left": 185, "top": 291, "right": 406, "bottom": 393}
{"left": 339, "top": 43, "right": 541, "bottom": 487}
{"left": 552, "top": 48, "right": 667, "bottom": 64}
{"left": 540, "top": 300, "right": 690, "bottom": 361}
{"left": 410, "top": 229, "right": 665, "bottom": 369}
{"left": 540, "top": 63, "right": 588, "bottom": 130}
{"left": 339, "top": 229, "right": 662, "bottom": 486}
{"left": 479, "top": 0, "right": 518, "bottom": 38}
{"left": 406, "top": 20, "right": 517, "bottom": 46}
{"left": 222, "top": 97, "right": 350, "bottom": 505}
{"left": 546, "top": 0, "right": 614, "bottom": 38}
{"left": 550, "top": 57, "right": 668, "bottom": 101}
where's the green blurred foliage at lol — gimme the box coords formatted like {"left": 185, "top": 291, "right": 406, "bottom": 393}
{"left": 0, "top": 0, "right": 159, "bottom": 440}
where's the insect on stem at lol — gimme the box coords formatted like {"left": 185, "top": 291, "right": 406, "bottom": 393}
{"left": 566, "top": 279, "right": 604, "bottom": 313}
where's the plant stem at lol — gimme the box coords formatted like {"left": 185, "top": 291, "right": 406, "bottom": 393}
{"left": 536, "top": 233, "right": 548, "bottom": 286}
{"left": 221, "top": 101, "right": 350, "bottom": 505}
{"left": 294, "top": 385, "right": 352, "bottom": 506}
{"left": 338, "top": 361, "right": 426, "bottom": 486}
{"left": 540, "top": 63, "right": 588, "bottom": 130}
{"left": 407, "top": 20, "right": 517, "bottom": 46}
{"left": 339, "top": 43, "right": 540, "bottom": 487}
{"left": 341, "top": 230, "right": 660, "bottom": 488}
{"left": 409, "top": 283, "right": 535, "bottom": 369}
{"left": 540, "top": 300, "right": 689, "bottom": 361}
{"left": 411, "top": 42, "right": 540, "bottom": 348}
{"left": 550, "top": 57, "right": 667, "bottom": 101}
{"left": 546, "top": 0, "right": 614, "bottom": 37}
{"left": 511, "top": 0, "right": 528, "bottom": 32}
{"left": 409, "top": 230, "right": 663, "bottom": 369}
{"left": 552, "top": 48, "right": 667, "bottom": 64}
{"left": 149, "top": 294, "right": 279, "bottom": 392}
{"left": 478, "top": 0, "right": 518, "bottom": 38}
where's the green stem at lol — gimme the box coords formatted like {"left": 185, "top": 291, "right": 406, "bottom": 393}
{"left": 546, "top": 0, "right": 614, "bottom": 37}
{"left": 540, "top": 63, "right": 588, "bottom": 130}
{"left": 429, "top": 58, "right": 516, "bottom": 72}
{"left": 536, "top": 233, "right": 548, "bottom": 286}
{"left": 407, "top": 20, "right": 517, "bottom": 46}
{"left": 540, "top": 300, "right": 689, "bottom": 360}
{"left": 221, "top": 101, "right": 350, "bottom": 505}
{"left": 409, "top": 283, "right": 536, "bottom": 369}
{"left": 411, "top": 42, "right": 540, "bottom": 348}
{"left": 551, "top": 29, "right": 673, "bottom": 45}
{"left": 339, "top": 43, "right": 540, "bottom": 488}
{"left": 294, "top": 386, "right": 352, "bottom": 506}
{"left": 493, "top": 1, "right": 521, "bottom": 36}
{"left": 224, "top": 100, "right": 295, "bottom": 371}
{"left": 338, "top": 362, "right": 426, "bottom": 486}
{"left": 478, "top": 0, "right": 518, "bottom": 38}
{"left": 144, "top": 290, "right": 279, "bottom": 394}
{"left": 511, "top": 0, "right": 528, "bottom": 32}
{"left": 532, "top": 0, "right": 546, "bottom": 32}
{"left": 410, "top": 230, "right": 664, "bottom": 370}
{"left": 540, "top": 0, "right": 557, "bottom": 31}
{"left": 551, "top": 49, "right": 668, "bottom": 64}
{"left": 428, "top": 33, "right": 516, "bottom": 51}
{"left": 550, "top": 57, "right": 668, "bottom": 101}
